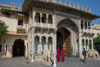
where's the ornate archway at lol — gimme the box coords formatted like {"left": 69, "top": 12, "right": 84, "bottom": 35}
{"left": 13, "top": 39, "right": 25, "bottom": 57}
{"left": 57, "top": 18, "right": 78, "bottom": 57}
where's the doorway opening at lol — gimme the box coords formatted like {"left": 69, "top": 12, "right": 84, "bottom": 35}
{"left": 57, "top": 27, "right": 72, "bottom": 57}
{"left": 13, "top": 39, "right": 25, "bottom": 57}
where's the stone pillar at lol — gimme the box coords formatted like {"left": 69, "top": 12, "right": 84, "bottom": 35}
{"left": 84, "top": 39, "right": 86, "bottom": 50}
{"left": 91, "top": 39, "right": 93, "bottom": 49}
{"left": 90, "top": 22, "right": 92, "bottom": 30}
{"left": 46, "top": 14, "right": 48, "bottom": 24}
{"left": 87, "top": 22, "right": 88, "bottom": 29}
{"left": 83, "top": 21, "right": 85, "bottom": 29}
{"left": 74, "top": 33, "right": 77, "bottom": 56}
{"left": 40, "top": 13, "right": 42, "bottom": 23}
{"left": 32, "top": 11, "right": 36, "bottom": 26}
{"left": 88, "top": 39, "right": 89, "bottom": 50}
{"left": 31, "top": 28, "right": 35, "bottom": 62}
{"left": 71, "top": 31, "right": 74, "bottom": 56}
{"left": 46, "top": 37, "right": 48, "bottom": 49}
{"left": 53, "top": 30, "right": 57, "bottom": 54}
{"left": 78, "top": 20, "right": 82, "bottom": 57}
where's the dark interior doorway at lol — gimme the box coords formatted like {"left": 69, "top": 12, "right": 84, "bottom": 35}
{"left": 57, "top": 27, "right": 71, "bottom": 57}
{"left": 13, "top": 39, "right": 25, "bottom": 57}
{"left": 57, "top": 31, "right": 63, "bottom": 50}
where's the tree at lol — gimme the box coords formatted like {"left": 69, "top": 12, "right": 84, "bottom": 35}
{"left": 93, "top": 35, "right": 100, "bottom": 45}
{"left": 0, "top": 23, "right": 8, "bottom": 38}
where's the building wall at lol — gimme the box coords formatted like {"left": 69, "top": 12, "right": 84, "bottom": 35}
{"left": 0, "top": 35, "right": 27, "bottom": 57}
{"left": 92, "top": 24, "right": 100, "bottom": 38}
{"left": 0, "top": 15, "right": 18, "bottom": 32}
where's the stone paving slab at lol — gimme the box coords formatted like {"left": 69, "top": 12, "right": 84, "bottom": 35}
{"left": 0, "top": 57, "right": 100, "bottom": 67}
{"left": 57, "top": 57, "right": 100, "bottom": 67}
{"left": 0, "top": 57, "right": 52, "bottom": 67}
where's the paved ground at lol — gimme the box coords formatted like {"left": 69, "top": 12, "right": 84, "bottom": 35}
{"left": 0, "top": 57, "right": 100, "bottom": 67}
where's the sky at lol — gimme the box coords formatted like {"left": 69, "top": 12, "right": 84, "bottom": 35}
{"left": 0, "top": 0, "right": 100, "bottom": 24}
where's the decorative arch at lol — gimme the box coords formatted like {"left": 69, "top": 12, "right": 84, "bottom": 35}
{"left": 48, "top": 14, "right": 52, "bottom": 24}
{"left": 35, "top": 36, "right": 39, "bottom": 42}
{"left": 41, "top": 36, "right": 46, "bottom": 51}
{"left": 35, "top": 12, "right": 40, "bottom": 22}
{"left": 56, "top": 18, "right": 79, "bottom": 29}
{"left": 13, "top": 38, "right": 25, "bottom": 57}
{"left": 35, "top": 36, "right": 39, "bottom": 54}
{"left": 56, "top": 18, "right": 78, "bottom": 57}
{"left": 42, "top": 13, "right": 46, "bottom": 23}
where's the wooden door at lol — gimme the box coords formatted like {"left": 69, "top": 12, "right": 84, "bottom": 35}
{"left": 65, "top": 35, "right": 72, "bottom": 57}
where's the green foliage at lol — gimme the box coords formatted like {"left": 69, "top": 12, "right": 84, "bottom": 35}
{"left": 93, "top": 35, "right": 100, "bottom": 45}
{"left": 0, "top": 23, "right": 8, "bottom": 38}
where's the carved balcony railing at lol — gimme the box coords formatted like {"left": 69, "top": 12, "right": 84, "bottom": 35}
{"left": 17, "top": 25, "right": 25, "bottom": 29}
{"left": 83, "top": 29, "right": 94, "bottom": 34}
{"left": 11, "top": 0, "right": 91, "bottom": 12}
{"left": 34, "top": 22, "right": 55, "bottom": 29}
{"left": 42, "top": 0, "right": 91, "bottom": 13}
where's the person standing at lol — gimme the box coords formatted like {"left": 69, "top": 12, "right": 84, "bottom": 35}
{"left": 57, "top": 47, "right": 60, "bottom": 62}
{"left": 17, "top": 48, "right": 20, "bottom": 56}
{"left": 82, "top": 48, "right": 87, "bottom": 63}
{"left": 61, "top": 47, "right": 65, "bottom": 61}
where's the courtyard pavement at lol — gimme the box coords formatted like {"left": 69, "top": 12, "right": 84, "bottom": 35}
{"left": 0, "top": 57, "right": 100, "bottom": 67}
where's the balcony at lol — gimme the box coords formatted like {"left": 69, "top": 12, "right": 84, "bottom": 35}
{"left": 83, "top": 29, "right": 94, "bottom": 34}
{"left": 17, "top": 25, "right": 25, "bottom": 29}
{"left": 82, "top": 29, "right": 94, "bottom": 37}
{"left": 34, "top": 22, "right": 55, "bottom": 29}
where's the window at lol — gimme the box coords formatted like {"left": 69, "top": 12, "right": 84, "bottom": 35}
{"left": 42, "top": 17, "right": 45, "bottom": 23}
{"left": 18, "top": 18, "right": 23, "bottom": 25}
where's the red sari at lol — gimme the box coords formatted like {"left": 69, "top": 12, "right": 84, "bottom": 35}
{"left": 57, "top": 47, "right": 60, "bottom": 62}
{"left": 61, "top": 47, "right": 65, "bottom": 61}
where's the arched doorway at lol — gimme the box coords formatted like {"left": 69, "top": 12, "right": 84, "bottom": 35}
{"left": 13, "top": 39, "right": 25, "bottom": 57}
{"left": 57, "top": 18, "right": 78, "bottom": 57}
{"left": 57, "top": 27, "right": 71, "bottom": 57}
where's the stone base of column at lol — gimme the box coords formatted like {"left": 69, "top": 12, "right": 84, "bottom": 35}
{"left": 31, "top": 54, "right": 34, "bottom": 62}
{"left": 53, "top": 54, "right": 57, "bottom": 67}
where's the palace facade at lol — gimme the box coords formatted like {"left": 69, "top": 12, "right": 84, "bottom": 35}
{"left": 0, "top": 0, "right": 100, "bottom": 60}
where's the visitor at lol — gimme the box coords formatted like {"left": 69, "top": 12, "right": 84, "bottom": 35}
{"left": 57, "top": 47, "right": 60, "bottom": 62}
{"left": 82, "top": 48, "right": 87, "bottom": 63}
{"left": 61, "top": 47, "right": 65, "bottom": 61}
{"left": 17, "top": 48, "right": 20, "bottom": 56}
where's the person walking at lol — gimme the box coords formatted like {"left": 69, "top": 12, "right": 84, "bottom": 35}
{"left": 57, "top": 47, "right": 60, "bottom": 62}
{"left": 82, "top": 48, "right": 87, "bottom": 63}
{"left": 61, "top": 47, "right": 65, "bottom": 61}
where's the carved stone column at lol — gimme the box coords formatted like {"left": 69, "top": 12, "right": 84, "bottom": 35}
{"left": 46, "top": 14, "right": 48, "bottom": 24}
{"left": 91, "top": 39, "right": 93, "bottom": 49}
{"left": 33, "top": 11, "right": 36, "bottom": 26}
{"left": 40, "top": 13, "right": 42, "bottom": 23}
{"left": 31, "top": 28, "right": 35, "bottom": 62}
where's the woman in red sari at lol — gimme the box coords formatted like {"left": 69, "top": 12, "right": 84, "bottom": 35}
{"left": 57, "top": 47, "right": 60, "bottom": 62}
{"left": 61, "top": 47, "right": 65, "bottom": 61}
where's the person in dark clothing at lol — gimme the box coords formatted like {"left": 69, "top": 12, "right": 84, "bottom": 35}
{"left": 82, "top": 48, "right": 87, "bottom": 63}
